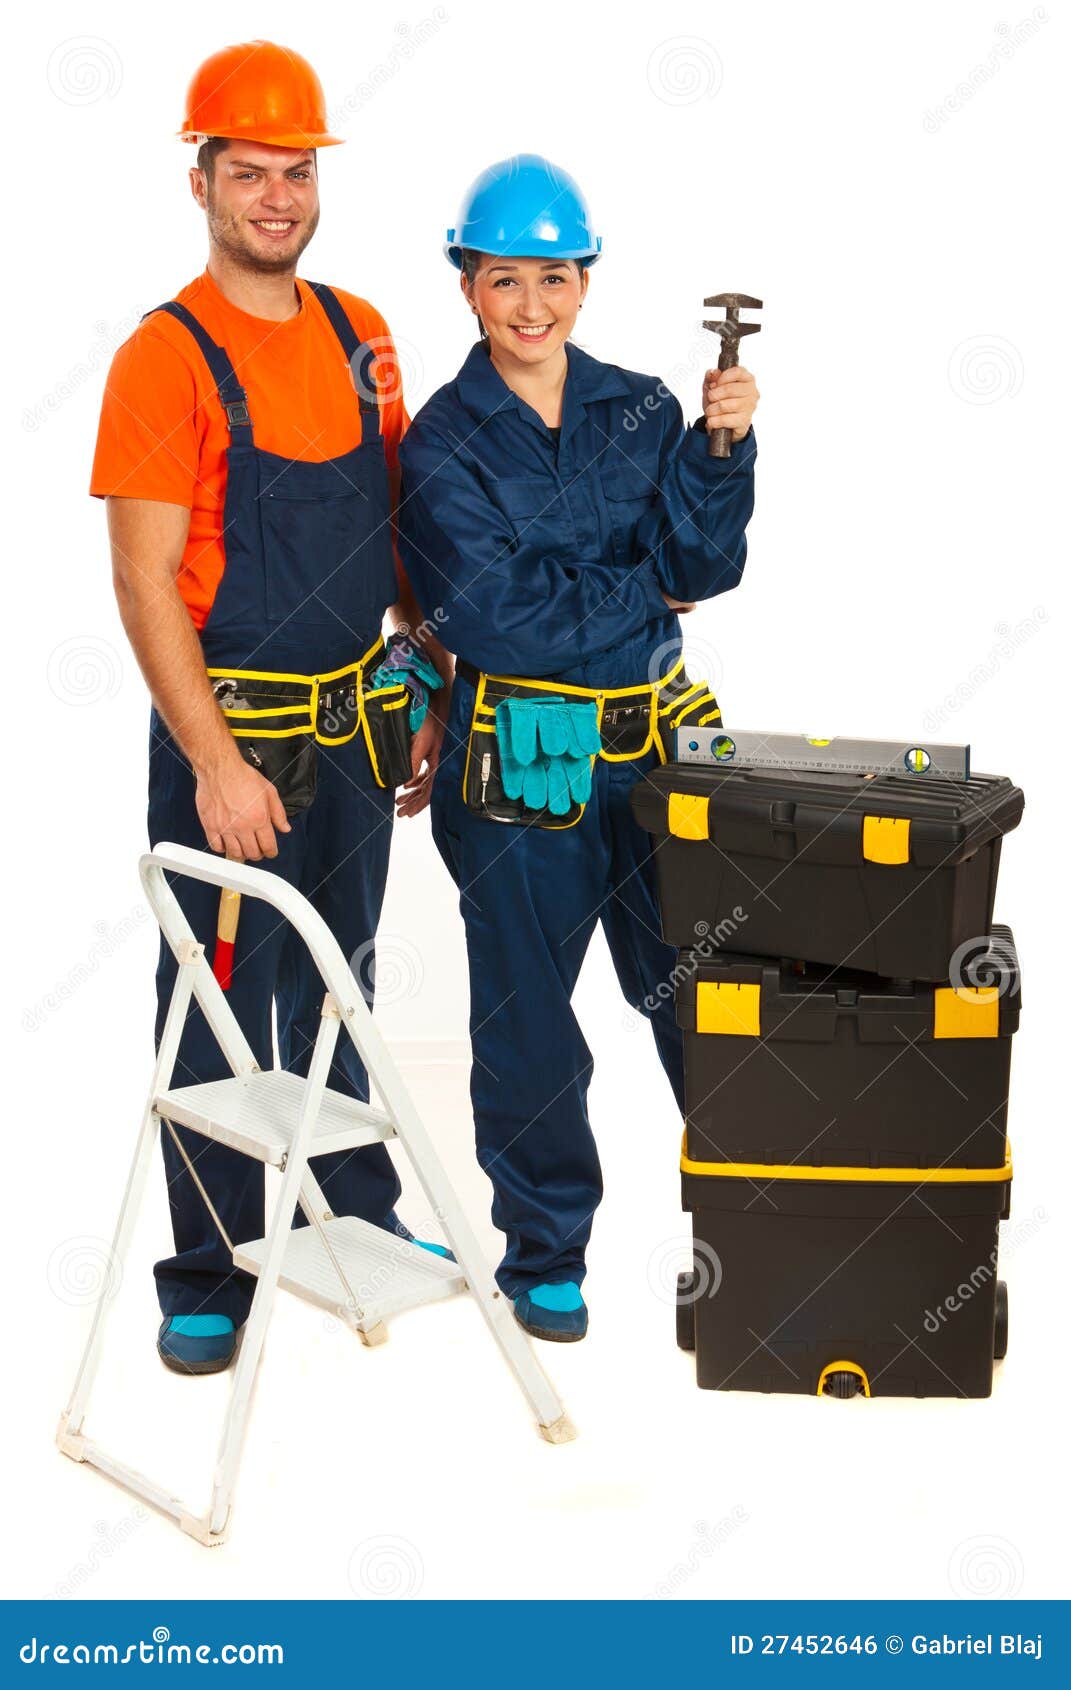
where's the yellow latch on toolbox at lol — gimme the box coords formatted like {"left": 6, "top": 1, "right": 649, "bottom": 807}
{"left": 668, "top": 792, "right": 710, "bottom": 841}
{"left": 695, "top": 981, "right": 761, "bottom": 1037}
{"left": 862, "top": 815, "right": 911, "bottom": 864}
{"left": 933, "top": 985, "right": 1001, "bottom": 1039}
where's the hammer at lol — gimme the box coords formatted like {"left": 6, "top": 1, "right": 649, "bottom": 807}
{"left": 702, "top": 293, "right": 762, "bottom": 458}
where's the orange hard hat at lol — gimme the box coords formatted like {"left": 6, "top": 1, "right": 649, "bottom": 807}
{"left": 178, "top": 40, "right": 342, "bottom": 149}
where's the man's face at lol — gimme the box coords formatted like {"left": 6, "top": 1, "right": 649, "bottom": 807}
{"left": 192, "top": 141, "right": 320, "bottom": 273}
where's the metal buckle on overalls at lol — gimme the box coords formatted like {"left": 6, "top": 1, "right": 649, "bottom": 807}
{"left": 224, "top": 396, "right": 251, "bottom": 427}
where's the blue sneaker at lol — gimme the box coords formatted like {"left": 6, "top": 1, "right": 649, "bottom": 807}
{"left": 384, "top": 1212, "right": 456, "bottom": 1263}
{"left": 157, "top": 1314, "right": 238, "bottom": 1375}
{"left": 513, "top": 1282, "right": 588, "bottom": 1343}
{"left": 414, "top": 1241, "right": 457, "bottom": 1261}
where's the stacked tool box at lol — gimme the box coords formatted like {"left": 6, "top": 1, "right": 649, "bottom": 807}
{"left": 631, "top": 764, "right": 1024, "bottom": 1399}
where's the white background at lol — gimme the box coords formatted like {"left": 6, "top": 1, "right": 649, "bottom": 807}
{"left": 5, "top": 0, "right": 1067, "bottom": 1602}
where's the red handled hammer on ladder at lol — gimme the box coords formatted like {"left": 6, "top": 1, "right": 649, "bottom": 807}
{"left": 702, "top": 293, "right": 762, "bottom": 458}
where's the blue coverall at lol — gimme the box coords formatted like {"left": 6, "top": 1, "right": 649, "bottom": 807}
{"left": 398, "top": 339, "right": 757, "bottom": 1296}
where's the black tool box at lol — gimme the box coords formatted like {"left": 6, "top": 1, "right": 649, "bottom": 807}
{"left": 678, "top": 1161, "right": 1011, "bottom": 1398}
{"left": 631, "top": 765, "right": 1024, "bottom": 980}
{"left": 675, "top": 928, "right": 1019, "bottom": 1170}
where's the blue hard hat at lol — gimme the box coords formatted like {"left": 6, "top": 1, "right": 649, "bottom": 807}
{"left": 445, "top": 153, "right": 601, "bottom": 269}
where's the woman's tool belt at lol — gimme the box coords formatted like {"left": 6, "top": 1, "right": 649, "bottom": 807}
{"left": 458, "top": 657, "right": 721, "bottom": 829}
{"left": 208, "top": 635, "right": 413, "bottom": 813}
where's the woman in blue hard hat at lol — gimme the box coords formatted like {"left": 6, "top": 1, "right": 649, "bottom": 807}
{"left": 397, "top": 154, "right": 758, "bottom": 1341}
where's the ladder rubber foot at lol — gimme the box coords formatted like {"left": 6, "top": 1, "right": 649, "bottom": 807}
{"left": 358, "top": 1321, "right": 389, "bottom": 1347}
{"left": 538, "top": 1412, "right": 577, "bottom": 1445}
{"left": 179, "top": 1512, "right": 230, "bottom": 1548}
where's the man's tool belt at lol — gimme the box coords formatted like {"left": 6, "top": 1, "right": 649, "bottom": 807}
{"left": 208, "top": 634, "right": 413, "bottom": 814}
{"left": 457, "top": 656, "right": 721, "bottom": 829}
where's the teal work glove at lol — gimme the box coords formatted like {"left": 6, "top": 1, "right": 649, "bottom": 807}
{"left": 371, "top": 635, "right": 444, "bottom": 731}
{"left": 496, "top": 698, "right": 601, "bottom": 815}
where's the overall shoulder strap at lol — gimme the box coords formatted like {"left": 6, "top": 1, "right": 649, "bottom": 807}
{"left": 142, "top": 301, "right": 254, "bottom": 445}
{"left": 305, "top": 281, "right": 382, "bottom": 438}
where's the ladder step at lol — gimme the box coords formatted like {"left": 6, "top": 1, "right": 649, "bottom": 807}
{"left": 234, "top": 1217, "right": 466, "bottom": 1325}
{"left": 155, "top": 1070, "right": 395, "bottom": 1167}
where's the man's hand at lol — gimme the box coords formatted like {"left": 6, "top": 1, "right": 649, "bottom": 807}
{"left": 703, "top": 365, "right": 759, "bottom": 443}
{"left": 195, "top": 749, "right": 292, "bottom": 861}
{"left": 396, "top": 704, "right": 447, "bottom": 819}
{"left": 662, "top": 591, "right": 696, "bottom": 613}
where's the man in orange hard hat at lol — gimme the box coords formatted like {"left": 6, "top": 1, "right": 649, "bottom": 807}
{"left": 92, "top": 41, "right": 452, "bottom": 1375}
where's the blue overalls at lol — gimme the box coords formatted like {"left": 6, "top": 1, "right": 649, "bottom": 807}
{"left": 398, "top": 340, "right": 757, "bottom": 1297}
{"left": 147, "top": 284, "right": 402, "bottom": 1326}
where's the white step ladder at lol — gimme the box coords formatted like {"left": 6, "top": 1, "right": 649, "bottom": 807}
{"left": 57, "top": 843, "right": 574, "bottom": 1546}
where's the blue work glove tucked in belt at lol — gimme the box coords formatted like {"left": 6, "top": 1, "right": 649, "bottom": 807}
{"left": 496, "top": 697, "right": 602, "bottom": 815}
{"left": 370, "top": 634, "right": 443, "bottom": 731}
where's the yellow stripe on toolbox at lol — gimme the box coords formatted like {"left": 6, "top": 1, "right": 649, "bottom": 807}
{"left": 933, "top": 985, "right": 1001, "bottom": 1039}
{"left": 668, "top": 791, "right": 710, "bottom": 841}
{"left": 680, "top": 1134, "right": 1013, "bottom": 1184}
{"left": 862, "top": 815, "right": 911, "bottom": 864}
{"left": 696, "top": 981, "right": 761, "bottom": 1037}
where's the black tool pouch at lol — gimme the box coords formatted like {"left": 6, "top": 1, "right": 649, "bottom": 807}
{"left": 463, "top": 674, "right": 591, "bottom": 829}
{"left": 359, "top": 684, "right": 415, "bottom": 790}
{"left": 213, "top": 680, "right": 319, "bottom": 818}
{"left": 654, "top": 673, "right": 722, "bottom": 762}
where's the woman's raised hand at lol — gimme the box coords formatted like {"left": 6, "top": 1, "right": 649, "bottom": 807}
{"left": 703, "top": 365, "right": 759, "bottom": 444}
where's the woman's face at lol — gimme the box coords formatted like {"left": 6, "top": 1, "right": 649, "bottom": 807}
{"left": 463, "top": 256, "right": 588, "bottom": 367}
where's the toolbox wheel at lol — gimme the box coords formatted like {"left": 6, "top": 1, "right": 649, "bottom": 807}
{"left": 824, "top": 1370, "right": 863, "bottom": 1399}
{"left": 676, "top": 1272, "right": 696, "bottom": 1352}
{"left": 994, "top": 1280, "right": 1009, "bottom": 1360}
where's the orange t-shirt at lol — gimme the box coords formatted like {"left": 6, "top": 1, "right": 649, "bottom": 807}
{"left": 90, "top": 270, "right": 409, "bottom": 629}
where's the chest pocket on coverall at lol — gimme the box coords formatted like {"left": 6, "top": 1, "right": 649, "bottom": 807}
{"left": 600, "top": 464, "right": 660, "bottom": 568}
{"left": 493, "top": 476, "right": 573, "bottom": 556}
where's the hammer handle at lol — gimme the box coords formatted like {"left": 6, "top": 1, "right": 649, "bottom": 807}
{"left": 707, "top": 343, "right": 739, "bottom": 458}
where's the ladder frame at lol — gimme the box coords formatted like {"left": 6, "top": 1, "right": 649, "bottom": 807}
{"left": 57, "top": 843, "right": 574, "bottom": 1547}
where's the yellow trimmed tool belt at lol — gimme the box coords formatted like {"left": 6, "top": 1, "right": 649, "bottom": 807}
{"left": 208, "top": 633, "right": 413, "bottom": 806}
{"left": 459, "top": 656, "right": 722, "bottom": 829}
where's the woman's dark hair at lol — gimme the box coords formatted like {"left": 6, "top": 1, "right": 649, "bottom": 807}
{"left": 460, "top": 249, "right": 489, "bottom": 338}
{"left": 459, "top": 248, "right": 485, "bottom": 286}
